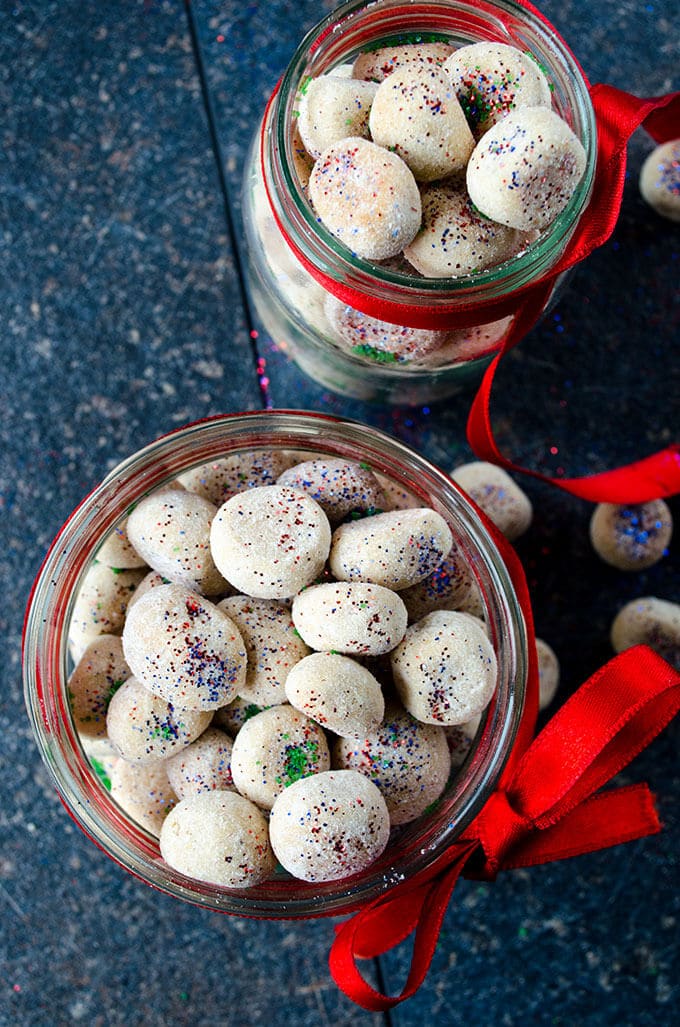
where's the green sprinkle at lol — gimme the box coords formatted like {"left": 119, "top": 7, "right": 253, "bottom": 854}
{"left": 105, "top": 678, "right": 125, "bottom": 707}
{"left": 518, "top": 926, "right": 529, "bottom": 939}
{"left": 243, "top": 703, "right": 262, "bottom": 722}
{"left": 91, "top": 758, "right": 111, "bottom": 791}
{"left": 351, "top": 344, "right": 399, "bottom": 364}
{"left": 299, "top": 75, "right": 312, "bottom": 96}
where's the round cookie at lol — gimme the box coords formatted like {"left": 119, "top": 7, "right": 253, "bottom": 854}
{"left": 329, "top": 507, "right": 453, "bottom": 590}
{"left": 68, "top": 561, "right": 146, "bottom": 662}
{"left": 276, "top": 456, "right": 386, "bottom": 524}
{"left": 126, "top": 488, "right": 228, "bottom": 596}
{"left": 443, "top": 42, "right": 552, "bottom": 137}
{"left": 297, "top": 76, "right": 378, "bottom": 159}
{"left": 418, "top": 316, "right": 512, "bottom": 366}
{"left": 333, "top": 701, "right": 450, "bottom": 825}
{"left": 451, "top": 461, "right": 533, "bottom": 541}
{"left": 444, "top": 714, "right": 481, "bottom": 769}
{"left": 324, "top": 294, "right": 448, "bottom": 364}
{"left": 308, "top": 137, "right": 422, "bottom": 260}
{"left": 160, "top": 790, "right": 275, "bottom": 888}
{"left": 122, "top": 583, "right": 247, "bottom": 710}
{"left": 95, "top": 518, "right": 147, "bottom": 569}
{"left": 165, "top": 727, "right": 235, "bottom": 799}
{"left": 399, "top": 543, "right": 484, "bottom": 622}
{"left": 217, "top": 596, "right": 311, "bottom": 706}
{"left": 269, "top": 769, "right": 390, "bottom": 882}
{"left": 178, "top": 450, "right": 294, "bottom": 508}
{"left": 292, "top": 581, "right": 408, "bottom": 656}
{"left": 639, "top": 140, "right": 680, "bottom": 222}
{"left": 352, "top": 41, "right": 455, "bottom": 84}
{"left": 403, "top": 183, "right": 523, "bottom": 277}
{"left": 230, "top": 705, "right": 330, "bottom": 810}
{"left": 610, "top": 596, "right": 680, "bottom": 670}
{"left": 467, "top": 106, "right": 587, "bottom": 231}
{"left": 391, "top": 610, "right": 497, "bottom": 725}
{"left": 589, "top": 499, "right": 672, "bottom": 571}
{"left": 106, "top": 677, "right": 212, "bottom": 764}
{"left": 210, "top": 484, "right": 332, "bottom": 600}
{"left": 110, "top": 759, "right": 178, "bottom": 837}
{"left": 369, "top": 64, "right": 474, "bottom": 182}
{"left": 126, "top": 570, "right": 173, "bottom": 612}
{"left": 285, "top": 651, "right": 384, "bottom": 738}
{"left": 68, "top": 634, "right": 131, "bottom": 739}
{"left": 536, "top": 637, "right": 560, "bottom": 710}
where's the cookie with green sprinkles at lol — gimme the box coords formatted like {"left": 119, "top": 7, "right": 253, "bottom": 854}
{"left": 106, "top": 677, "right": 212, "bottom": 764}
{"left": 69, "top": 634, "right": 131, "bottom": 739}
{"left": 324, "top": 294, "right": 448, "bottom": 364}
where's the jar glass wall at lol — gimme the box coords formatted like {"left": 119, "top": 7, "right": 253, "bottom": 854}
{"left": 23, "top": 411, "right": 527, "bottom": 918}
{"left": 242, "top": 0, "right": 596, "bottom": 403}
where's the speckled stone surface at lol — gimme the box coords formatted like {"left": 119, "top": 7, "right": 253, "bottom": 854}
{"left": 1, "top": 0, "right": 678, "bottom": 1024}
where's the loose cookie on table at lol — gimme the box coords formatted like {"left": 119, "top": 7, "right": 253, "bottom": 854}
{"left": 610, "top": 596, "right": 680, "bottom": 670}
{"left": 451, "top": 461, "right": 533, "bottom": 541}
{"left": 639, "top": 140, "right": 680, "bottom": 222}
{"left": 269, "top": 769, "right": 390, "bottom": 882}
{"left": 536, "top": 637, "right": 560, "bottom": 710}
{"left": 589, "top": 499, "right": 672, "bottom": 571}
{"left": 122, "top": 583, "right": 247, "bottom": 710}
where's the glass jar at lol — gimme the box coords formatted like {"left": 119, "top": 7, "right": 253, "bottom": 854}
{"left": 242, "top": 0, "right": 596, "bottom": 403}
{"left": 23, "top": 411, "right": 527, "bottom": 918}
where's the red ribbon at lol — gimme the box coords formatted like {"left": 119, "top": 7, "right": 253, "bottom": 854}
{"left": 328, "top": 507, "right": 680, "bottom": 1011}
{"left": 330, "top": 643, "right": 680, "bottom": 1012}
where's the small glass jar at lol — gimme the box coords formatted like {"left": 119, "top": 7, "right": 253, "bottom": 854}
{"left": 23, "top": 411, "right": 527, "bottom": 918}
{"left": 242, "top": 0, "right": 596, "bottom": 403}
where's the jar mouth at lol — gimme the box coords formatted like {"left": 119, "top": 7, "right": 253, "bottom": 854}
{"left": 268, "top": 0, "right": 597, "bottom": 305}
{"left": 23, "top": 411, "right": 528, "bottom": 918}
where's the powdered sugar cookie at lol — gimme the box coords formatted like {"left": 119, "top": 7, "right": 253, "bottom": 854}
{"left": 451, "top": 461, "right": 533, "bottom": 541}
{"left": 297, "top": 76, "right": 378, "bottom": 159}
{"left": 68, "top": 634, "right": 131, "bottom": 739}
{"left": 269, "top": 769, "right": 390, "bottom": 882}
{"left": 292, "top": 581, "right": 408, "bottom": 656}
{"left": 639, "top": 140, "right": 680, "bottom": 222}
{"left": 589, "top": 499, "right": 672, "bottom": 571}
{"left": 106, "top": 677, "right": 212, "bottom": 764}
{"left": 610, "top": 596, "right": 680, "bottom": 669}
{"left": 110, "top": 759, "right": 178, "bottom": 837}
{"left": 324, "top": 294, "right": 448, "bottom": 364}
{"left": 277, "top": 456, "right": 386, "bottom": 523}
{"left": 165, "top": 727, "right": 236, "bottom": 799}
{"left": 68, "top": 561, "right": 146, "bottom": 662}
{"left": 353, "top": 41, "right": 455, "bottom": 83}
{"left": 285, "top": 651, "right": 384, "bottom": 737}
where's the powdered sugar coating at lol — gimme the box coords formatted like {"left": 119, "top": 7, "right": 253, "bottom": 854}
{"left": 269, "top": 769, "right": 390, "bottom": 882}
{"left": 96, "top": 517, "right": 147, "bottom": 569}
{"left": 230, "top": 705, "right": 330, "bottom": 810}
{"left": 122, "top": 583, "right": 246, "bottom": 711}
{"left": 292, "top": 581, "right": 408, "bottom": 656}
{"left": 352, "top": 41, "right": 455, "bottom": 84}
{"left": 329, "top": 508, "right": 453, "bottom": 590}
{"left": 210, "top": 485, "right": 332, "bottom": 599}
{"left": 467, "top": 106, "right": 586, "bottom": 231}
{"left": 178, "top": 450, "right": 294, "bottom": 508}
{"left": 277, "top": 456, "right": 386, "bottom": 523}
{"left": 160, "top": 790, "right": 275, "bottom": 887}
{"left": 68, "top": 561, "right": 146, "bottom": 662}
{"left": 369, "top": 64, "right": 474, "bottom": 182}
{"left": 451, "top": 461, "right": 533, "bottom": 541}
{"left": 589, "top": 500, "right": 672, "bottom": 571}
{"left": 391, "top": 610, "right": 497, "bottom": 725}
{"left": 106, "top": 677, "right": 212, "bottom": 764}
{"left": 324, "top": 293, "right": 448, "bottom": 364}
{"left": 404, "top": 182, "right": 523, "bottom": 277}
{"left": 127, "top": 488, "right": 228, "bottom": 596}
{"left": 285, "top": 651, "right": 384, "bottom": 738}
{"left": 333, "top": 701, "right": 450, "bottom": 825}
{"left": 298, "top": 76, "right": 378, "bottom": 159}
{"left": 444, "top": 42, "right": 551, "bottom": 138}
{"left": 217, "top": 595, "right": 311, "bottom": 706}
{"left": 308, "top": 137, "right": 422, "bottom": 260}
{"left": 68, "top": 634, "right": 131, "bottom": 739}
{"left": 165, "top": 727, "right": 236, "bottom": 799}
{"left": 110, "top": 759, "right": 178, "bottom": 837}
{"left": 399, "top": 542, "right": 483, "bottom": 622}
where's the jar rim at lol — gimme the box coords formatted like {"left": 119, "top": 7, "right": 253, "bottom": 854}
{"left": 23, "top": 410, "right": 528, "bottom": 918}
{"left": 266, "top": 0, "right": 597, "bottom": 309}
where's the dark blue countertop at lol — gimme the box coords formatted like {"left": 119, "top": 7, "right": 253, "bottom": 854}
{"left": 1, "top": 2, "right": 677, "bottom": 1024}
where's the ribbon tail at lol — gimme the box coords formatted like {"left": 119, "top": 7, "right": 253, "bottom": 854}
{"left": 499, "top": 784, "right": 661, "bottom": 870}
{"left": 328, "top": 840, "right": 477, "bottom": 1012}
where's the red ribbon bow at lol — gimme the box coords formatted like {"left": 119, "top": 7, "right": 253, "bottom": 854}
{"left": 330, "top": 644, "right": 680, "bottom": 1012}
{"left": 328, "top": 515, "right": 680, "bottom": 1011}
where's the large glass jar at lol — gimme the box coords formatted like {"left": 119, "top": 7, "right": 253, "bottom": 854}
{"left": 23, "top": 411, "right": 527, "bottom": 919}
{"left": 242, "top": 0, "right": 596, "bottom": 403}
